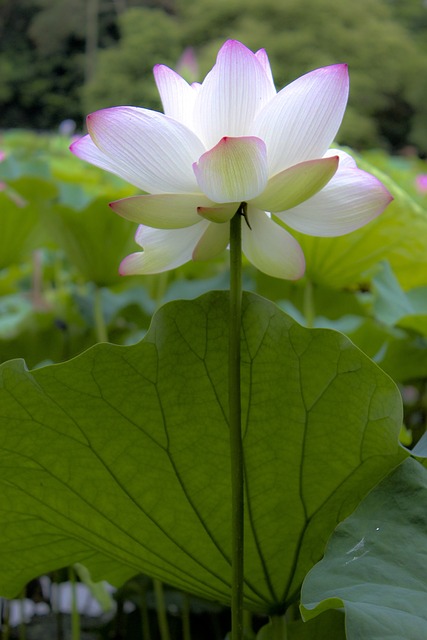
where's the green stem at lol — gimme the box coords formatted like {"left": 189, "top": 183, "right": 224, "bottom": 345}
{"left": 229, "top": 207, "right": 244, "bottom": 640}
{"left": 303, "top": 279, "right": 315, "bottom": 329}
{"left": 18, "top": 589, "right": 27, "bottom": 640}
{"left": 153, "top": 579, "right": 171, "bottom": 640}
{"left": 68, "top": 566, "right": 80, "bottom": 640}
{"left": 270, "top": 615, "right": 287, "bottom": 640}
{"left": 139, "top": 581, "right": 152, "bottom": 640}
{"left": 182, "top": 592, "right": 191, "bottom": 640}
{"left": 243, "top": 610, "right": 254, "bottom": 639}
{"left": 93, "top": 286, "right": 108, "bottom": 343}
{"left": 2, "top": 599, "right": 10, "bottom": 640}
{"left": 154, "top": 271, "right": 170, "bottom": 309}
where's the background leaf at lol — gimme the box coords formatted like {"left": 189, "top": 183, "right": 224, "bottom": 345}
{"left": 301, "top": 457, "right": 427, "bottom": 639}
{"left": 372, "top": 261, "right": 427, "bottom": 336}
{"left": 0, "top": 176, "right": 56, "bottom": 269}
{"left": 289, "top": 155, "right": 427, "bottom": 290}
{"left": 46, "top": 198, "right": 138, "bottom": 286}
{"left": 0, "top": 292, "right": 404, "bottom": 612}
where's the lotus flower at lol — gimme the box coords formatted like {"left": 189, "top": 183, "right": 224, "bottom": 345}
{"left": 415, "top": 174, "right": 427, "bottom": 194}
{"left": 71, "top": 40, "right": 392, "bottom": 279}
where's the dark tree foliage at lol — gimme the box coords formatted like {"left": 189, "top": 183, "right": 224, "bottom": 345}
{"left": 1, "top": 0, "right": 427, "bottom": 152}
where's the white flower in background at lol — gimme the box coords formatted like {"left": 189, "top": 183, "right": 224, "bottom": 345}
{"left": 71, "top": 40, "right": 392, "bottom": 279}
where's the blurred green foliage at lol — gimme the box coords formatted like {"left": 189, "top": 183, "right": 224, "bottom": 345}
{"left": 1, "top": 0, "right": 427, "bottom": 153}
{"left": 0, "top": 131, "right": 426, "bottom": 450}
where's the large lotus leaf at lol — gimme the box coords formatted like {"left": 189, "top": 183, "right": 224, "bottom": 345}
{"left": 0, "top": 292, "right": 405, "bottom": 612}
{"left": 301, "top": 457, "right": 427, "bottom": 639}
{"left": 257, "top": 610, "right": 345, "bottom": 640}
{"left": 289, "top": 156, "right": 427, "bottom": 290}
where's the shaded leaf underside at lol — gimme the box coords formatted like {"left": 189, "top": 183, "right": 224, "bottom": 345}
{"left": 0, "top": 292, "right": 404, "bottom": 613}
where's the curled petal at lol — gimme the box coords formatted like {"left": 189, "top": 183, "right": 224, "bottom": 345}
{"left": 119, "top": 222, "right": 208, "bottom": 275}
{"left": 242, "top": 207, "right": 305, "bottom": 279}
{"left": 110, "top": 194, "right": 212, "bottom": 229}
{"left": 197, "top": 203, "right": 237, "bottom": 223}
{"left": 192, "top": 222, "right": 230, "bottom": 261}
{"left": 193, "top": 136, "right": 268, "bottom": 203}
{"left": 85, "top": 106, "right": 205, "bottom": 193}
{"left": 278, "top": 167, "right": 393, "bottom": 237}
{"left": 255, "top": 48, "right": 276, "bottom": 92}
{"left": 252, "top": 156, "right": 338, "bottom": 213}
{"left": 193, "top": 40, "right": 276, "bottom": 149}
{"left": 324, "top": 148, "right": 357, "bottom": 168}
{"left": 153, "top": 65, "right": 197, "bottom": 129}
{"left": 253, "top": 64, "right": 349, "bottom": 175}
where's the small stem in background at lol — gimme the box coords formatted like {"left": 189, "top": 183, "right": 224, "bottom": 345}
{"left": 154, "top": 272, "right": 170, "bottom": 309}
{"left": 93, "top": 287, "right": 108, "bottom": 343}
{"left": 243, "top": 610, "right": 254, "bottom": 639}
{"left": 31, "top": 250, "right": 47, "bottom": 311}
{"left": 51, "top": 571, "right": 64, "bottom": 640}
{"left": 18, "top": 589, "right": 26, "bottom": 640}
{"left": 153, "top": 579, "right": 171, "bottom": 640}
{"left": 2, "top": 598, "right": 10, "bottom": 640}
{"left": 68, "top": 566, "right": 80, "bottom": 640}
{"left": 229, "top": 206, "right": 244, "bottom": 640}
{"left": 182, "top": 592, "right": 191, "bottom": 640}
{"left": 138, "top": 580, "right": 152, "bottom": 640}
{"left": 270, "top": 615, "right": 287, "bottom": 640}
{"left": 303, "top": 278, "right": 315, "bottom": 328}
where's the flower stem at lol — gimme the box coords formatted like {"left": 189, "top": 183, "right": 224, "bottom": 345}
{"left": 93, "top": 286, "right": 108, "bottom": 343}
{"left": 229, "top": 206, "right": 244, "bottom": 640}
{"left": 153, "top": 579, "right": 171, "bottom": 640}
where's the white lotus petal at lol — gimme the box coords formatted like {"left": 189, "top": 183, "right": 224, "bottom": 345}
{"left": 193, "top": 40, "right": 276, "bottom": 149}
{"left": 110, "top": 194, "right": 212, "bottom": 229}
{"left": 242, "top": 207, "right": 305, "bottom": 279}
{"left": 252, "top": 156, "right": 338, "bottom": 212}
{"left": 324, "top": 148, "right": 357, "bottom": 168}
{"left": 70, "top": 135, "right": 129, "bottom": 176}
{"left": 193, "top": 136, "right": 268, "bottom": 203}
{"left": 153, "top": 65, "right": 197, "bottom": 129}
{"left": 192, "top": 222, "right": 230, "bottom": 261}
{"left": 253, "top": 64, "right": 349, "bottom": 175}
{"left": 278, "top": 167, "right": 393, "bottom": 237}
{"left": 119, "top": 222, "right": 208, "bottom": 275}
{"left": 255, "top": 48, "right": 276, "bottom": 91}
{"left": 86, "top": 106, "right": 205, "bottom": 193}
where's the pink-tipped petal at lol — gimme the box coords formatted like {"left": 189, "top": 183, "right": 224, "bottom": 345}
{"left": 110, "top": 193, "right": 211, "bottom": 229}
{"left": 253, "top": 64, "right": 349, "bottom": 175}
{"left": 242, "top": 207, "right": 305, "bottom": 279}
{"left": 252, "top": 156, "right": 338, "bottom": 212}
{"left": 193, "top": 40, "right": 276, "bottom": 148}
{"left": 70, "top": 134, "right": 127, "bottom": 176}
{"left": 86, "top": 106, "right": 205, "bottom": 193}
{"left": 119, "top": 222, "right": 208, "bottom": 275}
{"left": 153, "top": 64, "right": 197, "bottom": 129}
{"left": 193, "top": 136, "right": 268, "bottom": 203}
{"left": 192, "top": 221, "right": 230, "bottom": 261}
{"left": 278, "top": 167, "right": 393, "bottom": 237}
